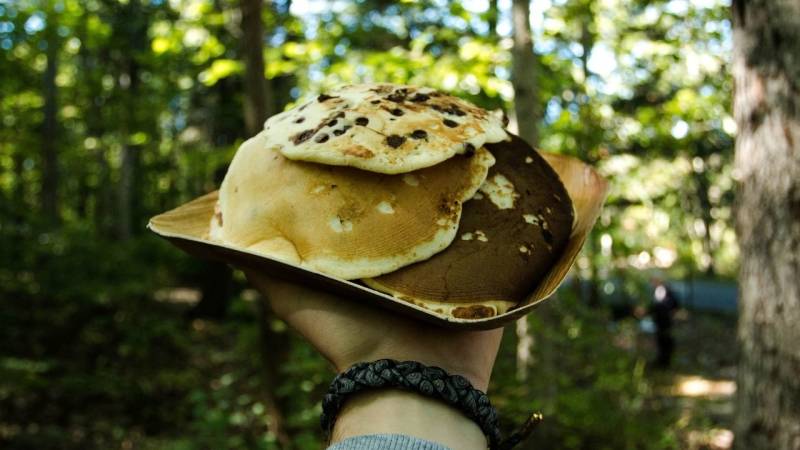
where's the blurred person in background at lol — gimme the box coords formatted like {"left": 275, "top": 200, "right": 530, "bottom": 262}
{"left": 649, "top": 276, "right": 680, "bottom": 368}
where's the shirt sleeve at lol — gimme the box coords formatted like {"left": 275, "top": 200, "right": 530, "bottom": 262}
{"left": 326, "top": 434, "right": 452, "bottom": 450}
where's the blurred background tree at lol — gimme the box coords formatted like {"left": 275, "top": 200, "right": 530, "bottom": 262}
{"left": 0, "top": 0, "right": 764, "bottom": 449}
{"left": 731, "top": 1, "right": 800, "bottom": 449}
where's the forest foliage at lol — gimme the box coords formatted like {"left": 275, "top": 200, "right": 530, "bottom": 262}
{"left": 0, "top": 0, "right": 735, "bottom": 448}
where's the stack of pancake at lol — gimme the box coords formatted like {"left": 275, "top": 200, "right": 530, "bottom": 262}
{"left": 209, "top": 83, "right": 574, "bottom": 319}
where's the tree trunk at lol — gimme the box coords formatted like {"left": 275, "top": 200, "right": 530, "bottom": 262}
{"left": 255, "top": 295, "right": 291, "bottom": 447}
{"left": 694, "top": 168, "right": 717, "bottom": 276}
{"left": 241, "top": 0, "right": 272, "bottom": 135}
{"left": 12, "top": 148, "right": 26, "bottom": 225}
{"left": 510, "top": 0, "right": 539, "bottom": 379}
{"left": 732, "top": 1, "right": 800, "bottom": 449}
{"left": 117, "top": 57, "right": 139, "bottom": 241}
{"left": 515, "top": 316, "right": 533, "bottom": 381}
{"left": 487, "top": 0, "right": 499, "bottom": 36}
{"left": 41, "top": 30, "right": 59, "bottom": 225}
{"left": 78, "top": 15, "right": 105, "bottom": 225}
{"left": 116, "top": 0, "right": 147, "bottom": 240}
{"left": 95, "top": 148, "right": 112, "bottom": 235}
{"left": 576, "top": 5, "right": 601, "bottom": 307}
{"left": 117, "top": 147, "right": 134, "bottom": 239}
{"left": 239, "top": 1, "right": 291, "bottom": 446}
{"left": 511, "top": 0, "right": 538, "bottom": 146}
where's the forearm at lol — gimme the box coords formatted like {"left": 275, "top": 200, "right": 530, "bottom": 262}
{"left": 331, "top": 389, "right": 488, "bottom": 450}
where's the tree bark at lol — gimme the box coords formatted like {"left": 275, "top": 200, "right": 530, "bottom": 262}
{"left": 732, "top": 1, "right": 800, "bottom": 449}
{"left": 255, "top": 294, "right": 291, "bottom": 448}
{"left": 41, "top": 30, "right": 59, "bottom": 225}
{"left": 694, "top": 168, "right": 718, "bottom": 276}
{"left": 77, "top": 15, "right": 105, "bottom": 225}
{"left": 117, "top": 58, "right": 140, "bottom": 241}
{"left": 115, "top": 0, "right": 147, "bottom": 240}
{"left": 238, "top": 1, "right": 291, "bottom": 446}
{"left": 515, "top": 314, "right": 533, "bottom": 381}
{"left": 510, "top": 0, "right": 539, "bottom": 379}
{"left": 577, "top": 5, "right": 601, "bottom": 307}
{"left": 487, "top": 0, "right": 499, "bottom": 36}
{"left": 511, "top": 0, "right": 538, "bottom": 146}
{"left": 241, "top": 0, "right": 273, "bottom": 135}
{"left": 117, "top": 146, "right": 135, "bottom": 239}
{"left": 12, "top": 147, "right": 25, "bottom": 225}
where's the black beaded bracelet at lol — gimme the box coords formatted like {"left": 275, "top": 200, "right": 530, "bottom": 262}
{"left": 320, "top": 359, "right": 542, "bottom": 450}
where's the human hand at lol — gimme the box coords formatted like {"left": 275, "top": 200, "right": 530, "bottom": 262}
{"left": 244, "top": 270, "right": 503, "bottom": 449}
{"left": 244, "top": 270, "right": 502, "bottom": 390}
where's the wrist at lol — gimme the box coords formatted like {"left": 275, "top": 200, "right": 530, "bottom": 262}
{"left": 331, "top": 389, "right": 487, "bottom": 450}
{"left": 336, "top": 355, "right": 491, "bottom": 392}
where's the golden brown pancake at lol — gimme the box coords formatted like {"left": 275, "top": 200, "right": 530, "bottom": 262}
{"left": 209, "top": 131, "right": 496, "bottom": 280}
{"left": 363, "top": 134, "right": 574, "bottom": 318}
{"left": 266, "top": 83, "right": 508, "bottom": 174}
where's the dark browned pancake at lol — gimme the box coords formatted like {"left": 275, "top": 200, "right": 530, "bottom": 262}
{"left": 362, "top": 134, "right": 574, "bottom": 319}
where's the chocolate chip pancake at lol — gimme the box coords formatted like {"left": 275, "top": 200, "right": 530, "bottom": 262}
{"left": 363, "top": 134, "right": 574, "bottom": 318}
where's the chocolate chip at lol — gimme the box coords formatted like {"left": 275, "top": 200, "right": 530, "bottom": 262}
{"left": 294, "top": 117, "right": 305, "bottom": 124}
{"left": 411, "top": 129, "right": 427, "bottom": 139}
{"left": 386, "top": 89, "right": 408, "bottom": 103}
{"left": 410, "top": 93, "right": 429, "bottom": 102}
{"left": 355, "top": 117, "right": 369, "bottom": 126}
{"left": 333, "top": 126, "right": 351, "bottom": 136}
{"left": 370, "top": 100, "right": 381, "bottom": 104}
{"left": 291, "top": 129, "right": 315, "bottom": 144}
{"left": 436, "top": 104, "right": 464, "bottom": 116}
{"left": 443, "top": 119, "right": 458, "bottom": 128}
{"left": 390, "top": 108, "right": 404, "bottom": 117}
{"left": 386, "top": 135, "right": 406, "bottom": 148}
{"left": 464, "top": 143, "right": 475, "bottom": 156}
{"left": 327, "top": 119, "right": 338, "bottom": 127}
{"left": 317, "top": 94, "right": 337, "bottom": 102}
{"left": 542, "top": 228, "right": 554, "bottom": 245}
{"left": 315, "top": 133, "right": 329, "bottom": 143}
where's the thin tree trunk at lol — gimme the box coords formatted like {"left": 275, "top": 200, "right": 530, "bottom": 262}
{"left": 577, "top": 6, "right": 601, "bottom": 307}
{"left": 116, "top": 0, "right": 146, "bottom": 240}
{"left": 241, "top": 0, "right": 272, "bottom": 135}
{"left": 117, "top": 54, "right": 139, "bottom": 240}
{"left": 95, "top": 148, "right": 112, "bottom": 235}
{"left": 78, "top": 15, "right": 104, "bottom": 224}
{"left": 255, "top": 294, "right": 291, "bottom": 447}
{"left": 515, "top": 316, "right": 533, "bottom": 381}
{"left": 510, "top": 0, "right": 538, "bottom": 379}
{"left": 488, "top": 0, "right": 499, "bottom": 36}
{"left": 694, "top": 168, "right": 717, "bottom": 276}
{"left": 117, "top": 144, "right": 136, "bottom": 240}
{"left": 41, "top": 30, "right": 59, "bottom": 225}
{"left": 732, "top": 1, "right": 800, "bottom": 449}
{"left": 239, "top": 1, "right": 291, "bottom": 446}
{"left": 12, "top": 147, "right": 25, "bottom": 225}
{"left": 511, "top": 0, "right": 538, "bottom": 146}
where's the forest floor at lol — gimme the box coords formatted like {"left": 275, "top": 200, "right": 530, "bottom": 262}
{"left": 643, "top": 310, "right": 738, "bottom": 450}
